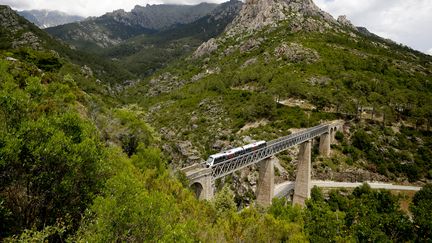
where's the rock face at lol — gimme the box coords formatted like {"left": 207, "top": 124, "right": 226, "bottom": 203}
{"left": 18, "top": 10, "right": 84, "bottom": 28}
{"left": 225, "top": 0, "right": 335, "bottom": 36}
{"left": 274, "top": 42, "right": 320, "bottom": 63}
{"left": 46, "top": 3, "right": 219, "bottom": 48}
{"left": 193, "top": 38, "right": 219, "bottom": 58}
{"left": 127, "top": 3, "right": 218, "bottom": 30}
{"left": 337, "top": 15, "right": 355, "bottom": 29}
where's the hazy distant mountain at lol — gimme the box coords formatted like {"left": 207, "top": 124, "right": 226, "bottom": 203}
{"left": 18, "top": 9, "right": 84, "bottom": 28}
{"left": 46, "top": 3, "right": 218, "bottom": 48}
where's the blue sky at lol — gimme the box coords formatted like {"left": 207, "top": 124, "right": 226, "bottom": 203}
{"left": 2, "top": 0, "right": 431, "bottom": 54}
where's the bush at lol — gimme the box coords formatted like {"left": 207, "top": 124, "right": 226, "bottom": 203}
{"left": 335, "top": 130, "right": 344, "bottom": 142}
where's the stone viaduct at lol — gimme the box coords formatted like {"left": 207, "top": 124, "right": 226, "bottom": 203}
{"left": 181, "top": 121, "right": 343, "bottom": 207}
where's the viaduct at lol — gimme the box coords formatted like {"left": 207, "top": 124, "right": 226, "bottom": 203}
{"left": 181, "top": 121, "right": 343, "bottom": 207}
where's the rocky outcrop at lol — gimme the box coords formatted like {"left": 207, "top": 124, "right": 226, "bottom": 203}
{"left": 193, "top": 38, "right": 218, "bottom": 58}
{"left": 274, "top": 42, "right": 319, "bottom": 63}
{"left": 240, "top": 37, "right": 264, "bottom": 53}
{"left": 225, "top": 0, "right": 336, "bottom": 36}
{"left": 337, "top": 15, "right": 355, "bottom": 29}
{"left": 207, "top": 0, "right": 243, "bottom": 22}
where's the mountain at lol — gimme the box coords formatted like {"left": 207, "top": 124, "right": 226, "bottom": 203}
{"left": 124, "top": 0, "right": 432, "bottom": 183}
{"left": 0, "top": 5, "right": 135, "bottom": 84}
{"left": 18, "top": 9, "right": 84, "bottom": 28}
{"left": 45, "top": 1, "right": 242, "bottom": 77}
{"left": 1, "top": 1, "right": 432, "bottom": 242}
{"left": 46, "top": 3, "right": 218, "bottom": 48}
{"left": 98, "top": 0, "right": 243, "bottom": 77}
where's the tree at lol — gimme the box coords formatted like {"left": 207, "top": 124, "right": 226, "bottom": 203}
{"left": 411, "top": 184, "right": 432, "bottom": 241}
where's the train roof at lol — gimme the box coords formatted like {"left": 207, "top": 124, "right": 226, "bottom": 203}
{"left": 243, "top": 140, "right": 266, "bottom": 148}
{"left": 209, "top": 152, "right": 226, "bottom": 158}
{"left": 225, "top": 147, "right": 244, "bottom": 154}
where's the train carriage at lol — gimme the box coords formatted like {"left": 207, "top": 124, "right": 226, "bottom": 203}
{"left": 206, "top": 141, "right": 267, "bottom": 167}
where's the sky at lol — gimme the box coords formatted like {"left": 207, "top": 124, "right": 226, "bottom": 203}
{"left": 1, "top": 0, "right": 431, "bottom": 54}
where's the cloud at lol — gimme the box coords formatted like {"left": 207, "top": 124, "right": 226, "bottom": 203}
{"left": 314, "top": 0, "right": 432, "bottom": 53}
{"left": 427, "top": 48, "right": 432, "bottom": 56}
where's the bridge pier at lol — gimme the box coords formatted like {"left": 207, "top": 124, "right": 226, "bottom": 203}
{"left": 256, "top": 156, "right": 275, "bottom": 207}
{"left": 293, "top": 140, "right": 312, "bottom": 207}
{"left": 186, "top": 167, "right": 214, "bottom": 200}
{"left": 319, "top": 132, "right": 331, "bottom": 157}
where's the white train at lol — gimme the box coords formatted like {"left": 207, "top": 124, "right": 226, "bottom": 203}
{"left": 206, "top": 141, "right": 267, "bottom": 167}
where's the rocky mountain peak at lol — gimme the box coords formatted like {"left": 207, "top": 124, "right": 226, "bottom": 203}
{"left": 225, "top": 0, "right": 335, "bottom": 36}
{"left": 18, "top": 9, "right": 84, "bottom": 28}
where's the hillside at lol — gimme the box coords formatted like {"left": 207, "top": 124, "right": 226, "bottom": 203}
{"left": 0, "top": 5, "right": 135, "bottom": 85}
{"left": 46, "top": 3, "right": 218, "bottom": 49}
{"left": 123, "top": 0, "right": 432, "bottom": 184}
{"left": 18, "top": 9, "right": 84, "bottom": 28}
{"left": 45, "top": 1, "right": 242, "bottom": 77}
{"left": 100, "top": 0, "right": 243, "bottom": 77}
{"left": 1, "top": 0, "right": 432, "bottom": 242}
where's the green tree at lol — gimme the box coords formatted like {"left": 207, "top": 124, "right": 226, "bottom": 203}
{"left": 411, "top": 184, "right": 432, "bottom": 241}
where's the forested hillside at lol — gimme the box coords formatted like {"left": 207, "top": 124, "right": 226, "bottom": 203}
{"left": 46, "top": 1, "right": 243, "bottom": 77}
{"left": 0, "top": 0, "right": 431, "bottom": 242}
{"left": 123, "top": 0, "right": 432, "bottom": 184}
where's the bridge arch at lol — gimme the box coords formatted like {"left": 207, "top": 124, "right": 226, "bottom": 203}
{"left": 190, "top": 182, "right": 204, "bottom": 199}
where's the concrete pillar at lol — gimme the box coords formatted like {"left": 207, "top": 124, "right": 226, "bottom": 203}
{"left": 293, "top": 140, "right": 312, "bottom": 207}
{"left": 256, "top": 156, "right": 274, "bottom": 207}
{"left": 199, "top": 174, "right": 214, "bottom": 200}
{"left": 330, "top": 128, "right": 336, "bottom": 144}
{"left": 319, "top": 132, "right": 331, "bottom": 157}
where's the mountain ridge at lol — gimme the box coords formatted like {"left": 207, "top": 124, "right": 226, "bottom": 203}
{"left": 46, "top": 3, "right": 219, "bottom": 48}
{"left": 18, "top": 9, "right": 84, "bottom": 28}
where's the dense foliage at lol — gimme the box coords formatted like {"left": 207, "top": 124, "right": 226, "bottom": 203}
{"left": 1, "top": 3, "right": 431, "bottom": 242}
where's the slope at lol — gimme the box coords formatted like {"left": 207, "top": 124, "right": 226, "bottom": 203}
{"left": 99, "top": 0, "right": 243, "bottom": 77}
{"left": 123, "top": 0, "right": 432, "bottom": 181}
{"left": 0, "top": 5, "right": 135, "bottom": 84}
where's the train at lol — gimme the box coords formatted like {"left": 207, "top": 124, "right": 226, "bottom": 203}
{"left": 206, "top": 141, "right": 267, "bottom": 167}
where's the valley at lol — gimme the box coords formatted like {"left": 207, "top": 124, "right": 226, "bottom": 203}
{"left": 0, "top": 0, "right": 431, "bottom": 241}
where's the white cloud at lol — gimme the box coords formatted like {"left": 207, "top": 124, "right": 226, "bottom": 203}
{"left": 314, "top": 0, "right": 432, "bottom": 54}
{"left": 427, "top": 48, "right": 432, "bottom": 56}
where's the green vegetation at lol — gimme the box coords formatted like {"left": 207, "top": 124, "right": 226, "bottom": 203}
{"left": 305, "top": 185, "right": 417, "bottom": 242}
{"left": 123, "top": 15, "right": 431, "bottom": 181}
{"left": 1, "top": 3, "right": 431, "bottom": 242}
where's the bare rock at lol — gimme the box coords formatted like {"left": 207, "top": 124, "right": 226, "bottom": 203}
{"left": 241, "top": 57, "right": 258, "bottom": 68}
{"left": 239, "top": 38, "right": 263, "bottom": 53}
{"left": 225, "top": 0, "right": 336, "bottom": 36}
{"left": 308, "top": 76, "right": 331, "bottom": 86}
{"left": 212, "top": 140, "right": 230, "bottom": 151}
{"left": 274, "top": 42, "right": 319, "bottom": 63}
{"left": 176, "top": 141, "right": 194, "bottom": 157}
{"left": 80, "top": 65, "right": 93, "bottom": 78}
{"left": 337, "top": 15, "right": 355, "bottom": 29}
{"left": 193, "top": 38, "right": 218, "bottom": 58}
